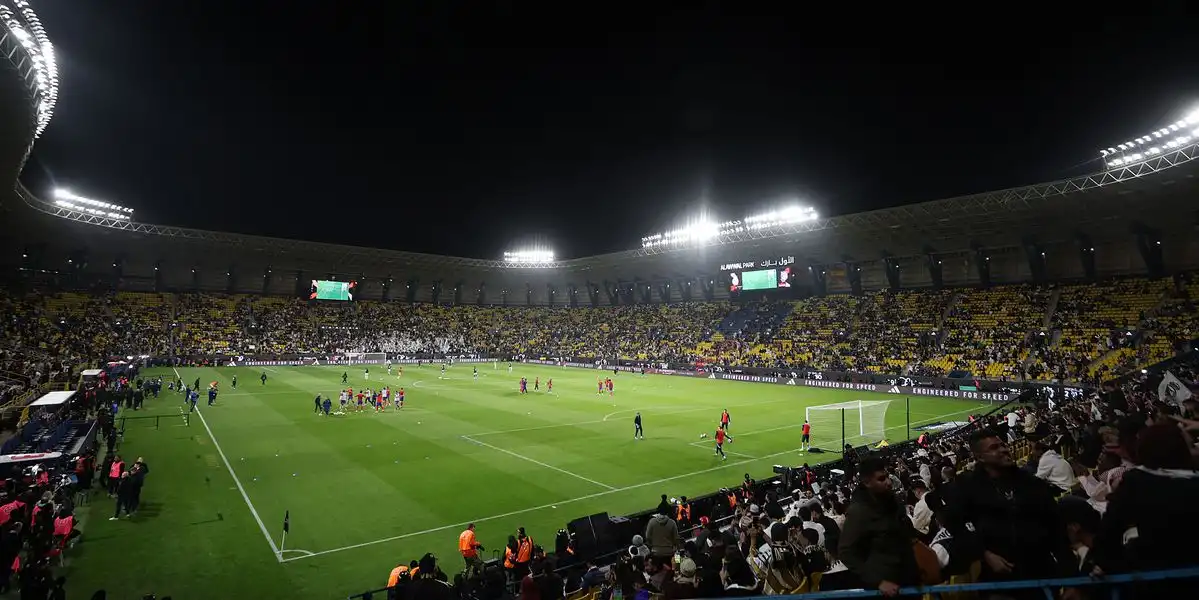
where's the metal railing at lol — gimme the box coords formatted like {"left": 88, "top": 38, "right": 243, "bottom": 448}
{"left": 118, "top": 413, "right": 189, "bottom": 430}
{"left": 347, "top": 567, "right": 1199, "bottom": 600}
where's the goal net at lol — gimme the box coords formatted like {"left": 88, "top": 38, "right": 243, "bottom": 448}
{"left": 805, "top": 400, "right": 891, "bottom": 448}
{"left": 345, "top": 352, "right": 387, "bottom": 363}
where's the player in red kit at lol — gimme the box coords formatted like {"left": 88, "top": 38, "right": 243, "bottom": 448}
{"left": 720, "top": 409, "right": 731, "bottom": 432}
{"left": 546, "top": 379, "right": 552, "bottom": 393}
{"left": 801, "top": 419, "right": 811, "bottom": 451}
{"left": 714, "top": 427, "right": 732, "bottom": 460}
{"left": 605, "top": 378, "right": 613, "bottom": 396}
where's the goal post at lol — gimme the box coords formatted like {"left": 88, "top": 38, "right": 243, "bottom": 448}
{"left": 805, "top": 400, "right": 891, "bottom": 450}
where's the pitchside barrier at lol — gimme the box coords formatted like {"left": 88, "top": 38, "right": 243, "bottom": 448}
{"left": 522, "top": 359, "right": 1024, "bottom": 403}
{"left": 347, "top": 567, "right": 1199, "bottom": 599}
{"left": 119, "top": 413, "right": 190, "bottom": 431}
{"left": 218, "top": 357, "right": 499, "bottom": 367}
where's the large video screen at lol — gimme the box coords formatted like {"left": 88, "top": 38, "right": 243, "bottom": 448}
{"left": 742, "top": 269, "right": 777, "bottom": 291}
{"left": 309, "top": 280, "right": 357, "bottom": 301}
{"left": 729, "top": 267, "right": 793, "bottom": 292}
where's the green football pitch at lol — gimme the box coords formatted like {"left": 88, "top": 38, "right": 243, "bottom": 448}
{"left": 61, "top": 363, "right": 988, "bottom": 598}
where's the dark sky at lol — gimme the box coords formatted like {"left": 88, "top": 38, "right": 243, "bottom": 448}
{"left": 22, "top": 2, "right": 1199, "bottom": 259}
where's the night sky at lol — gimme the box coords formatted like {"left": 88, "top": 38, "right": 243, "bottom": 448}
{"left": 21, "top": 2, "right": 1199, "bottom": 259}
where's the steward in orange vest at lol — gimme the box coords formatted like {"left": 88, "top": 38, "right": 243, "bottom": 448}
{"left": 459, "top": 523, "right": 484, "bottom": 574}
{"left": 515, "top": 527, "right": 534, "bottom": 576}
{"left": 675, "top": 496, "right": 692, "bottom": 527}
{"left": 503, "top": 535, "right": 518, "bottom": 569}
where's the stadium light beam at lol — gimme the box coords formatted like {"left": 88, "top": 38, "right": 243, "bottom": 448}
{"left": 1099, "top": 107, "right": 1199, "bottom": 169}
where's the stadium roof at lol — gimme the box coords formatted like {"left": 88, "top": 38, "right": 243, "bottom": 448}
{"left": 13, "top": 138, "right": 1199, "bottom": 277}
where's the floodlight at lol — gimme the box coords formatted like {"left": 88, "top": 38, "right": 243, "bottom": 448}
{"left": 0, "top": 1, "right": 59, "bottom": 138}
{"left": 1100, "top": 107, "right": 1199, "bottom": 168}
{"left": 640, "top": 204, "right": 817, "bottom": 248}
{"left": 503, "top": 249, "right": 556, "bottom": 265}
{"left": 52, "top": 189, "right": 134, "bottom": 220}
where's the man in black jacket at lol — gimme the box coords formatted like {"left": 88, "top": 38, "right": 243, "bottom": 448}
{"left": 838, "top": 457, "right": 921, "bottom": 597}
{"left": 942, "top": 431, "right": 1073, "bottom": 588}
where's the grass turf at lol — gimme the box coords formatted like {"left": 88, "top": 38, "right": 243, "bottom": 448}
{"left": 61, "top": 363, "right": 988, "bottom": 598}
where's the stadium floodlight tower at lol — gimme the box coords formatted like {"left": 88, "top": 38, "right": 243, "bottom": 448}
{"left": 1100, "top": 107, "right": 1199, "bottom": 169}
{"left": 502, "top": 248, "right": 557, "bottom": 269}
{"left": 51, "top": 188, "right": 135, "bottom": 220}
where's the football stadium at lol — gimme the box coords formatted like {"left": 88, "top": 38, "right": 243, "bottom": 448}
{"left": 3, "top": 4, "right": 1199, "bottom": 599}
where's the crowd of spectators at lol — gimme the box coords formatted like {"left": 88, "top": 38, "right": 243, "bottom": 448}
{"left": 0, "top": 275, "right": 1196, "bottom": 421}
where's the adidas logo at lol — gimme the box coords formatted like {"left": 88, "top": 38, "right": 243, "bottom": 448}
{"left": 708, "top": 373, "right": 716, "bottom": 379}
{"left": 887, "top": 386, "right": 901, "bottom": 394}
{"left": 786, "top": 378, "right": 796, "bottom": 386}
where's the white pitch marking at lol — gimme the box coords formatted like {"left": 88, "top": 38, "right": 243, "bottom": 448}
{"left": 281, "top": 403, "right": 971, "bottom": 564}
{"left": 461, "top": 435, "right": 616, "bottom": 490}
{"left": 173, "top": 367, "right": 282, "bottom": 563}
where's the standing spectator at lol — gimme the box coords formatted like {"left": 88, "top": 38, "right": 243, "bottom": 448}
{"left": 110, "top": 472, "right": 133, "bottom": 520}
{"left": 127, "top": 460, "right": 148, "bottom": 516}
{"left": 942, "top": 431, "right": 1073, "bottom": 587}
{"left": 644, "top": 512, "right": 679, "bottom": 558}
{"left": 838, "top": 457, "right": 922, "bottom": 597}
{"left": 655, "top": 494, "right": 672, "bottom": 517}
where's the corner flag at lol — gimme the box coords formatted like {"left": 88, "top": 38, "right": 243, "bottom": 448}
{"left": 283, "top": 510, "right": 290, "bottom": 534}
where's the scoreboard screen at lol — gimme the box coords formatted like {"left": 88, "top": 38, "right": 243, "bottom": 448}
{"left": 729, "top": 267, "right": 793, "bottom": 292}
{"left": 309, "top": 280, "right": 357, "bottom": 301}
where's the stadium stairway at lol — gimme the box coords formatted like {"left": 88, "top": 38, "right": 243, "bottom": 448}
{"left": 1043, "top": 287, "right": 1061, "bottom": 329}
{"left": 714, "top": 301, "right": 795, "bottom": 341}
{"left": 935, "top": 292, "right": 961, "bottom": 347}
{"left": 715, "top": 304, "right": 757, "bottom": 336}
